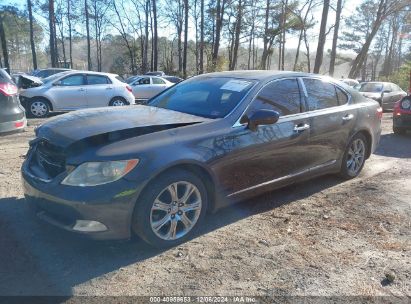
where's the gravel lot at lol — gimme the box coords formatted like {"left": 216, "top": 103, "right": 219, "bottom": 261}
{"left": 0, "top": 113, "right": 410, "bottom": 297}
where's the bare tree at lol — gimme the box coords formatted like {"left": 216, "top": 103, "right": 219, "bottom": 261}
{"left": 199, "top": 0, "right": 204, "bottom": 73}
{"left": 313, "top": 0, "right": 329, "bottom": 73}
{"left": 211, "top": 0, "right": 226, "bottom": 71}
{"left": 0, "top": 12, "right": 10, "bottom": 72}
{"left": 329, "top": 0, "right": 343, "bottom": 76}
{"left": 48, "top": 0, "right": 58, "bottom": 67}
{"left": 152, "top": 0, "right": 158, "bottom": 71}
{"left": 348, "top": 0, "right": 409, "bottom": 78}
{"left": 85, "top": 0, "right": 92, "bottom": 70}
{"left": 27, "top": 0, "right": 37, "bottom": 69}
{"left": 228, "top": 0, "right": 244, "bottom": 70}
{"left": 183, "top": 0, "right": 189, "bottom": 77}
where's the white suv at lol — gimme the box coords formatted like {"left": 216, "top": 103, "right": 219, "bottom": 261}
{"left": 19, "top": 71, "right": 135, "bottom": 118}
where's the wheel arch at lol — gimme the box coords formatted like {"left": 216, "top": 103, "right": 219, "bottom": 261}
{"left": 353, "top": 129, "right": 373, "bottom": 159}
{"left": 29, "top": 96, "right": 54, "bottom": 111}
{"left": 132, "top": 161, "right": 217, "bottom": 218}
{"left": 109, "top": 96, "right": 128, "bottom": 106}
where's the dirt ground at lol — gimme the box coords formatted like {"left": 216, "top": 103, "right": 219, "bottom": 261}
{"left": 0, "top": 113, "right": 410, "bottom": 298}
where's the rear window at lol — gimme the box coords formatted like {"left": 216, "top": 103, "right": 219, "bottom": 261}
{"left": 87, "top": 75, "right": 111, "bottom": 85}
{"left": 304, "top": 78, "right": 339, "bottom": 110}
{"left": 359, "top": 83, "right": 383, "bottom": 93}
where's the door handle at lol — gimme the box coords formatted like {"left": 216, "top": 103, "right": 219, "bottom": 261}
{"left": 294, "top": 123, "right": 310, "bottom": 132}
{"left": 78, "top": 88, "right": 85, "bottom": 91}
{"left": 342, "top": 114, "right": 354, "bottom": 121}
{"left": 106, "top": 87, "right": 113, "bottom": 90}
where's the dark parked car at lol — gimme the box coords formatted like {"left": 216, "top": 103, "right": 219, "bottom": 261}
{"left": 393, "top": 96, "right": 411, "bottom": 135}
{"left": 31, "top": 68, "right": 72, "bottom": 79}
{"left": 22, "top": 71, "right": 382, "bottom": 247}
{"left": 0, "top": 69, "right": 26, "bottom": 134}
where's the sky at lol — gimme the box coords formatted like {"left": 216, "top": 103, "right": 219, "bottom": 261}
{"left": 4, "top": 0, "right": 360, "bottom": 51}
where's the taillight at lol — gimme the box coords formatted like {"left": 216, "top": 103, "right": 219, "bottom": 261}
{"left": 126, "top": 85, "right": 132, "bottom": 93}
{"left": 14, "top": 121, "right": 24, "bottom": 128}
{"left": 0, "top": 82, "right": 18, "bottom": 96}
{"left": 393, "top": 101, "right": 401, "bottom": 116}
{"left": 376, "top": 107, "right": 383, "bottom": 119}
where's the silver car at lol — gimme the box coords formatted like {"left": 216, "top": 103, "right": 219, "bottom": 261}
{"left": 357, "top": 82, "right": 407, "bottom": 111}
{"left": 19, "top": 71, "right": 135, "bottom": 118}
{"left": 130, "top": 76, "right": 173, "bottom": 100}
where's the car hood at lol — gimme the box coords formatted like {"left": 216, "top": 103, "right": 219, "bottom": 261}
{"left": 36, "top": 106, "right": 211, "bottom": 149}
{"left": 17, "top": 74, "right": 43, "bottom": 89}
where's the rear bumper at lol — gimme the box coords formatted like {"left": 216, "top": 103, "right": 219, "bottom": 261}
{"left": 0, "top": 117, "right": 26, "bottom": 134}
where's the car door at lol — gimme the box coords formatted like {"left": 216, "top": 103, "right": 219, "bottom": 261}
{"left": 150, "top": 77, "right": 168, "bottom": 96}
{"left": 390, "top": 84, "right": 406, "bottom": 109}
{"left": 47, "top": 74, "right": 87, "bottom": 110}
{"left": 301, "top": 77, "right": 357, "bottom": 170}
{"left": 85, "top": 74, "right": 114, "bottom": 108}
{"left": 214, "top": 78, "right": 312, "bottom": 196}
{"left": 132, "top": 77, "right": 151, "bottom": 99}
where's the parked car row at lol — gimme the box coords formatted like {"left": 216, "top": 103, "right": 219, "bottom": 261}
{"left": 355, "top": 82, "right": 407, "bottom": 111}
{"left": 18, "top": 71, "right": 135, "bottom": 118}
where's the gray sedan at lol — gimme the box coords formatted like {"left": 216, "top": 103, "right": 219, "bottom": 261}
{"left": 357, "top": 82, "right": 406, "bottom": 111}
{"left": 130, "top": 76, "right": 173, "bottom": 100}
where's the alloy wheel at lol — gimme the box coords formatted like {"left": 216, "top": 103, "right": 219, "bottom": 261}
{"left": 111, "top": 99, "right": 125, "bottom": 106}
{"left": 30, "top": 101, "right": 48, "bottom": 117}
{"left": 346, "top": 138, "right": 365, "bottom": 175}
{"left": 150, "top": 181, "right": 202, "bottom": 241}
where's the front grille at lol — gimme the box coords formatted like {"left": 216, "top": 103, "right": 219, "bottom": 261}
{"left": 30, "top": 140, "right": 66, "bottom": 178}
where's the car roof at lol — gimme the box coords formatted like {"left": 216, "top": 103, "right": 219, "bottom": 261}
{"left": 196, "top": 70, "right": 322, "bottom": 81}
{"left": 58, "top": 70, "right": 119, "bottom": 77}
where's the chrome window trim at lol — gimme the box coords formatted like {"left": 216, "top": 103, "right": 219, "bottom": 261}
{"left": 232, "top": 77, "right": 304, "bottom": 128}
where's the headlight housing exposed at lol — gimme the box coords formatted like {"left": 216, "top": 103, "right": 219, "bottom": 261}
{"left": 61, "top": 159, "right": 139, "bottom": 186}
{"left": 401, "top": 98, "right": 411, "bottom": 110}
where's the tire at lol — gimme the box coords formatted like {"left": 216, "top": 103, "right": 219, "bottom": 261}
{"left": 109, "top": 97, "right": 128, "bottom": 106}
{"left": 393, "top": 127, "right": 406, "bottom": 135}
{"left": 28, "top": 98, "right": 50, "bottom": 118}
{"left": 339, "top": 133, "right": 368, "bottom": 179}
{"left": 132, "top": 169, "right": 208, "bottom": 248}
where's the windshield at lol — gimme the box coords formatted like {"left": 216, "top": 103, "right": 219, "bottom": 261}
{"left": 42, "top": 73, "right": 68, "bottom": 84}
{"left": 359, "top": 83, "right": 383, "bottom": 93}
{"left": 148, "top": 77, "right": 255, "bottom": 119}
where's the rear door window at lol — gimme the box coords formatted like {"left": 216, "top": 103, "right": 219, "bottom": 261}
{"left": 152, "top": 77, "right": 166, "bottom": 85}
{"left": 336, "top": 87, "right": 348, "bottom": 105}
{"left": 59, "top": 75, "right": 85, "bottom": 86}
{"left": 303, "top": 78, "right": 339, "bottom": 111}
{"left": 86, "top": 75, "right": 111, "bottom": 85}
{"left": 138, "top": 77, "right": 150, "bottom": 85}
{"left": 246, "top": 78, "right": 302, "bottom": 117}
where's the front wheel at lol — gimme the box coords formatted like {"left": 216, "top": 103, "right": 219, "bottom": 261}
{"left": 28, "top": 99, "right": 50, "bottom": 118}
{"left": 339, "top": 133, "right": 367, "bottom": 179}
{"left": 109, "top": 97, "right": 128, "bottom": 106}
{"left": 132, "top": 169, "right": 208, "bottom": 248}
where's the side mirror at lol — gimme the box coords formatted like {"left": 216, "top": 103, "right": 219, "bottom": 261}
{"left": 240, "top": 109, "right": 280, "bottom": 131}
{"left": 52, "top": 81, "right": 61, "bottom": 86}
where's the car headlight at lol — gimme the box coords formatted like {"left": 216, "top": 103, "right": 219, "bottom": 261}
{"left": 401, "top": 98, "right": 411, "bottom": 110}
{"left": 61, "top": 159, "right": 139, "bottom": 186}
